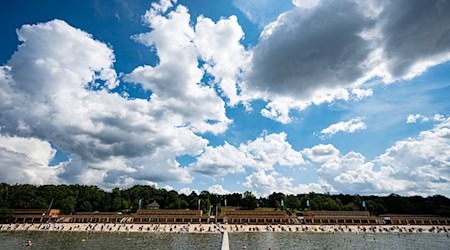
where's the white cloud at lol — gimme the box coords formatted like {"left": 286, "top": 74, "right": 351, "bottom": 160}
{"left": 125, "top": 4, "right": 232, "bottom": 135}
{"left": 189, "top": 142, "right": 248, "bottom": 176}
{"left": 179, "top": 187, "right": 199, "bottom": 195}
{"left": 407, "top": 113, "right": 447, "bottom": 124}
{"left": 207, "top": 184, "right": 230, "bottom": 195}
{"left": 0, "top": 135, "right": 56, "bottom": 166}
{"left": 320, "top": 117, "right": 367, "bottom": 137}
{"left": 191, "top": 132, "right": 305, "bottom": 176}
{"left": 433, "top": 114, "right": 446, "bottom": 122}
{"left": 406, "top": 114, "right": 428, "bottom": 123}
{"left": 243, "top": 170, "right": 333, "bottom": 197}
{"left": 194, "top": 15, "right": 249, "bottom": 106}
{"left": 302, "top": 144, "right": 340, "bottom": 164}
{"left": 0, "top": 17, "right": 214, "bottom": 188}
{"left": 0, "top": 1, "right": 243, "bottom": 188}
{"left": 0, "top": 135, "right": 61, "bottom": 185}
{"left": 303, "top": 117, "right": 450, "bottom": 195}
{"left": 162, "top": 185, "right": 174, "bottom": 191}
{"left": 351, "top": 88, "right": 373, "bottom": 100}
{"left": 292, "top": 0, "right": 320, "bottom": 9}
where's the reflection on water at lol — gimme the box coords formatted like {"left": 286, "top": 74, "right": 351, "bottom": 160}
{"left": 1, "top": 231, "right": 449, "bottom": 250}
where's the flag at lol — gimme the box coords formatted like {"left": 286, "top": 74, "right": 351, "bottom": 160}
{"left": 306, "top": 200, "right": 310, "bottom": 207}
{"left": 362, "top": 201, "right": 366, "bottom": 208}
{"left": 138, "top": 199, "right": 142, "bottom": 208}
{"left": 281, "top": 199, "right": 284, "bottom": 207}
{"left": 224, "top": 198, "right": 227, "bottom": 207}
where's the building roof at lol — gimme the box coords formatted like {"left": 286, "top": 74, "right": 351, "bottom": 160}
{"left": 147, "top": 201, "right": 160, "bottom": 207}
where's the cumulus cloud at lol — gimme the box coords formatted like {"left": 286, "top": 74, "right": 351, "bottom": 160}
{"left": 189, "top": 142, "right": 248, "bottom": 176}
{"left": 320, "top": 117, "right": 367, "bottom": 137}
{"left": 0, "top": 15, "right": 219, "bottom": 188}
{"left": 190, "top": 132, "right": 305, "bottom": 176}
{"left": 125, "top": 4, "right": 232, "bottom": 135}
{"left": 0, "top": 0, "right": 248, "bottom": 188}
{"left": 0, "top": 136, "right": 61, "bottom": 184}
{"left": 242, "top": 117, "right": 450, "bottom": 196}
{"left": 302, "top": 144, "right": 340, "bottom": 163}
{"left": 406, "top": 114, "right": 428, "bottom": 124}
{"left": 179, "top": 187, "right": 199, "bottom": 195}
{"left": 239, "top": 0, "right": 450, "bottom": 123}
{"left": 302, "top": 118, "right": 450, "bottom": 195}
{"left": 194, "top": 15, "right": 249, "bottom": 106}
{"left": 292, "top": 0, "right": 320, "bottom": 9}
{"left": 243, "top": 170, "right": 333, "bottom": 197}
{"left": 207, "top": 184, "right": 231, "bottom": 195}
{"left": 406, "top": 113, "right": 447, "bottom": 124}
{"left": 240, "top": 0, "right": 374, "bottom": 122}
{"left": 351, "top": 88, "right": 373, "bottom": 100}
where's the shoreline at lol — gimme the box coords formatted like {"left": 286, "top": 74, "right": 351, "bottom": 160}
{"left": 1, "top": 223, "right": 449, "bottom": 234}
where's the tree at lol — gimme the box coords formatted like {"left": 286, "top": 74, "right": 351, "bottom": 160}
{"left": 0, "top": 207, "right": 13, "bottom": 222}
{"left": 268, "top": 192, "right": 285, "bottom": 209}
{"left": 286, "top": 195, "right": 301, "bottom": 210}
{"left": 59, "top": 196, "right": 77, "bottom": 214}
{"left": 241, "top": 191, "right": 257, "bottom": 210}
{"left": 342, "top": 202, "right": 359, "bottom": 211}
{"left": 79, "top": 201, "right": 93, "bottom": 212}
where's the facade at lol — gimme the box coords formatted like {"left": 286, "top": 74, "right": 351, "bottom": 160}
{"left": 6, "top": 209, "right": 450, "bottom": 225}
{"left": 218, "top": 210, "right": 292, "bottom": 224}
{"left": 300, "top": 211, "right": 383, "bottom": 225}
{"left": 11, "top": 209, "right": 60, "bottom": 223}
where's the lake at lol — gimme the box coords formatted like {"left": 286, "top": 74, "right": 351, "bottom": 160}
{"left": 1, "top": 231, "right": 449, "bottom": 249}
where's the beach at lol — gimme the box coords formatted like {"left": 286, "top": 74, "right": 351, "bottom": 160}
{"left": 1, "top": 223, "right": 449, "bottom": 234}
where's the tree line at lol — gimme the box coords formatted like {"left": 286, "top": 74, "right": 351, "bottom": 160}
{"left": 1, "top": 183, "right": 449, "bottom": 218}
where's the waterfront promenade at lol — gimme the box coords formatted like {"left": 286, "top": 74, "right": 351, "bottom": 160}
{"left": 1, "top": 222, "right": 449, "bottom": 235}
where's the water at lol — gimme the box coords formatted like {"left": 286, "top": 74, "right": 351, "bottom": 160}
{"left": 0, "top": 231, "right": 449, "bottom": 249}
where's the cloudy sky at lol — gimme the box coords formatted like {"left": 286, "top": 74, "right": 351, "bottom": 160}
{"left": 1, "top": 0, "right": 449, "bottom": 197}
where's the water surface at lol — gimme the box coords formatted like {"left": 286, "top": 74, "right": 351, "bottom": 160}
{"left": 1, "top": 231, "right": 449, "bottom": 249}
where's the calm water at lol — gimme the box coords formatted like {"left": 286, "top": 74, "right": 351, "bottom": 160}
{"left": 1, "top": 231, "right": 449, "bottom": 249}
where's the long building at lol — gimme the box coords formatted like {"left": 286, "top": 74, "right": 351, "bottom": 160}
{"left": 301, "top": 211, "right": 384, "bottom": 225}
{"left": 10, "top": 209, "right": 60, "bottom": 223}
{"left": 218, "top": 210, "right": 292, "bottom": 224}
{"left": 5, "top": 209, "right": 450, "bottom": 225}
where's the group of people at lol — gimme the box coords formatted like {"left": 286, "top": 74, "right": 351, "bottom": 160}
{"left": 1, "top": 222, "right": 450, "bottom": 235}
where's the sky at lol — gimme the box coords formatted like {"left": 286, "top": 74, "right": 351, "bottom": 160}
{"left": 0, "top": 0, "right": 449, "bottom": 197}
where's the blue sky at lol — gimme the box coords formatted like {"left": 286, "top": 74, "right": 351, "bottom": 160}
{"left": 0, "top": 0, "right": 449, "bottom": 197}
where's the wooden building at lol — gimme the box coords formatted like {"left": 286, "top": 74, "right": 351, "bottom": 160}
{"left": 380, "top": 214, "right": 450, "bottom": 225}
{"left": 218, "top": 210, "right": 293, "bottom": 224}
{"left": 7, "top": 208, "right": 450, "bottom": 225}
{"left": 300, "top": 211, "right": 384, "bottom": 225}
{"left": 11, "top": 209, "right": 60, "bottom": 223}
{"left": 146, "top": 201, "right": 160, "bottom": 210}
{"left": 134, "top": 209, "right": 203, "bottom": 223}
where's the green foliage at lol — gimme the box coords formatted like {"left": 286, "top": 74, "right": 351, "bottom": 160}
{"left": 59, "top": 196, "right": 77, "bottom": 214}
{"left": 0, "top": 207, "right": 13, "bottom": 222}
{"left": 0, "top": 183, "right": 449, "bottom": 217}
{"left": 342, "top": 202, "right": 359, "bottom": 211}
{"left": 241, "top": 191, "right": 258, "bottom": 210}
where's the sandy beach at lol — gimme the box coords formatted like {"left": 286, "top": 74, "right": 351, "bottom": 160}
{"left": 1, "top": 223, "right": 449, "bottom": 234}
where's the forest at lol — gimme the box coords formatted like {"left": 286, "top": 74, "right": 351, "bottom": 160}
{"left": 1, "top": 183, "right": 449, "bottom": 219}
